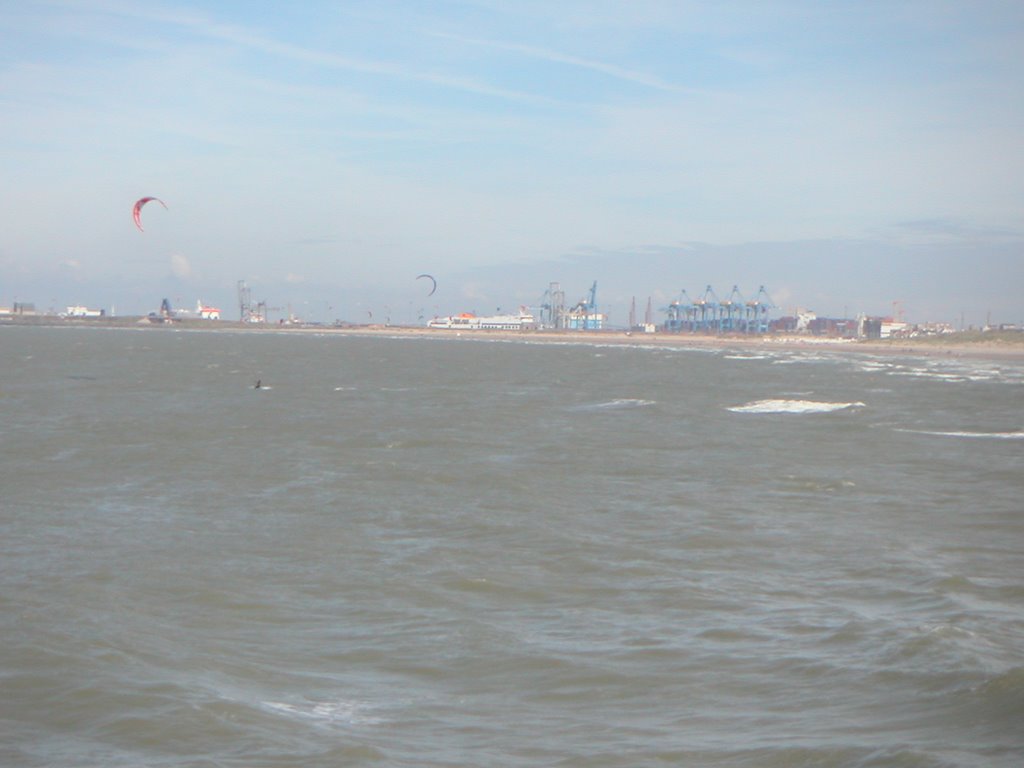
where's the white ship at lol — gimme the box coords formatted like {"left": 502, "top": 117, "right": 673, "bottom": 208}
{"left": 427, "top": 309, "right": 537, "bottom": 331}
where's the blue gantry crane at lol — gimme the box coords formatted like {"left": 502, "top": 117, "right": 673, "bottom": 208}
{"left": 664, "top": 289, "right": 694, "bottom": 331}
{"left": 569, "top": 281, "right": 600, "bottom": 330}
{"left": 720, "top": 285, "right": 746, "bottom": 332}
{"left": 745, "top": 285, "right": 774, "bottom": 334}
{"left": 662, "top": 285, "right": 775, "bottom": 334}
{"left": 695, "top": 285, "right": 720, "bottom": 332}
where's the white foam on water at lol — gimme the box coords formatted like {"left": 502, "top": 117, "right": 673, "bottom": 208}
{"left": 849, "top": 357, "right": 1024, "bottom": 384}
{"left": 728, "top": 399, "right": 866, "bottom": 414}
{"left": 896, "top": 428, "right": 1024, "bottom": 440}
{"left": 572, "top": 398, "right": 656, "bottom": 411}
{"left": 889, "top": 369, "right": 969, "bottom": 382}
{"left": 770, "top": 352, "right": 841, "bottom": 365}
{"left": 855, "top": 360, "right": 896, "bottom": 373}
{"left": 263, "top": 699, "right": 384, "bottom": 725}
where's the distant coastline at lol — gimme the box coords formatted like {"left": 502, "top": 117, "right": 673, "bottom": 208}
{"left": 4, "top": 314, "right": 1023, "bottom": 361}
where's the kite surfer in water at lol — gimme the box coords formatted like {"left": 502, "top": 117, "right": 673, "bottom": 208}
{"left": 254, "top": 379, "right": 262, "bottom": 389}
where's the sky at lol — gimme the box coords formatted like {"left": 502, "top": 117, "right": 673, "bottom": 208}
{"left": 1, "top": 0, "right": 1022, "bottom": 327}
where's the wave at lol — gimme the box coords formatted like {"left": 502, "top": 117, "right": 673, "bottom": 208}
{"left": 896, "top": 428, "right": 1024, "bottom": 440}
{"left": 852, "top": 357, "right": 1024, "bottom": 384}
{"left": 727, "top": 399, "right": 865, "bottom": 414}
{"left": 263, "top": 698, "right": 385, "bottom": 725}
{"left": 890, "top": 369, "right": 970, "bottom": 382}
{"left": 976, "top": 666, "right": 1024, "bottom": 701}
{"left": 770, "top": 353, "right": 841, "bottom": 365}
{"left": 959, "top": 667, "right": 1024, "bottom": 737}
{"left": 571, "top": 398, "right": 656, "bottom": 411}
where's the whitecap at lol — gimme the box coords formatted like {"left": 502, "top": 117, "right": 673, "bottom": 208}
{"left": 727, "top": 399, "right": 865, "bottom": 414}
{"left": 263, "top": 699, "right": 384, "bottom": 725}
{"left": 890, "top": 370, "right": 969, "bottom": 382}
{"left": 896, "top": 429, "right": 1024, "bottom": 440}
{"left": 855, "top": 361, "right": 896, "bottom": 373}
{"left": 571, "top": 398, "right": 656, "bottom": 411}
{"left": 771, "top": 352, "right": 840, "bottom": 365}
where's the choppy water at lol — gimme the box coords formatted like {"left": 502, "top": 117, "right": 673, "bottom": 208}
{"left": 2, "top": 325, "right": 1022, "bottom": 767}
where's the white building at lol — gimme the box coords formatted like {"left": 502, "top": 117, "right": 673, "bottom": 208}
{"left": 64, "top": 306, "right": 105, "bottom": 318}
{"left": 197, "top": 300, "right": 221, "bottom": 320}
{"left": 795, "top": 309, "right": 817, "bottom": 333}
{"left": 880, "top": 320, "right": 910, "bottom": 338}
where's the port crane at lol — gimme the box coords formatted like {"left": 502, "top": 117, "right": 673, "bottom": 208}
{"left": 720, "top": 285, "right": 746, "bottom": 332}
{"left": 538, "top": 282, "right": 566, "bottom": 329}
{"left": 664, "top": 285, "right": 775, "bottom": 334}
{"left": 569, "top": 281, "right": 598, "bottom": 330}
{"left": 695, "top": 285, "right": 720, "bottom": 332}
{"left": 237, "top": 280, "right": 280, "bottom": 323}
{"left": 664, "top": 289, "right": 696, "bottom": 331}
{"left": 745, "top": 286, "right": 774, "bottom": 334}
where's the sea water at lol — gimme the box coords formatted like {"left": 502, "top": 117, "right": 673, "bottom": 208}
{"left": 1, "top": 325, "right": 1022, "bottom": 767}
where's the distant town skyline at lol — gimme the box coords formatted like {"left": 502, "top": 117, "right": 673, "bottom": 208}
{"left": 2, "top": 2, "right": 1022, "bottom": 328}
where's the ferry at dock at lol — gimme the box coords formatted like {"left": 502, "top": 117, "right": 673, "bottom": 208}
{"left": 427, "top": 309, "right": 537, "bottom": 331}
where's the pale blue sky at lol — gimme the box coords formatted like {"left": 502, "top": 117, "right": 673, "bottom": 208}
{"left": 2, "top": 1, "right": 1022, "bottom": 325}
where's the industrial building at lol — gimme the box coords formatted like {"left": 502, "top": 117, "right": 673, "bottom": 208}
{"left": 538, "top": 281, "right": 606, "bottom": 330}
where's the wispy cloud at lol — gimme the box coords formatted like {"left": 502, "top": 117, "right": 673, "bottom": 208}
{"left": 883, "top": 217, "right": 1024, "bottom": 243}
{"left": 4, "top": 2, "right": 1021, "bottom": 325}
{"left": 57, "top": 0, "right": 544, "bottom": 103}
{"left": 432, "top": 31, "right": 701, "bottom": 95}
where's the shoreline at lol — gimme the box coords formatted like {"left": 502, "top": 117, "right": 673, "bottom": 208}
{"left": 5, "top": 316, "right": 1024, "bottom": 362}
{"left": 327, "top": 326, "right": 1024, "bottom": 361}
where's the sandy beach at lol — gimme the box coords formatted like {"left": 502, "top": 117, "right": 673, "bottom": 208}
{"left": 318, "top": 325, "right": 1024, "bottom": 361}
{"left": 188, "top": 321, "right": 1024, "bottom": 362}
{"left": 7, "top": 315, "right": 1024, "bottom": 362}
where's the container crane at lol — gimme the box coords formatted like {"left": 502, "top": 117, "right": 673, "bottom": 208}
{"left": 569, "top": 281, "right": 599, "bottom": 330}
{"left": 664, "top": 289, "right": 694, "bottom": 332}
{"left": 745, "top": 285, "right": 774, "bottom": 334}
{"left": 695, "top": 285, "right": 721, "bottom": 332}
{"left": 721, "top": 285, "right": 746, "bottom": 332}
